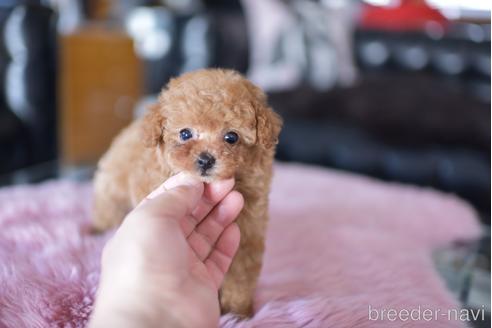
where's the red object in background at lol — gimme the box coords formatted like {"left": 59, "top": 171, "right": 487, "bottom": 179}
{"left": 360, "top": 0, "right": 449, "bottom": 32}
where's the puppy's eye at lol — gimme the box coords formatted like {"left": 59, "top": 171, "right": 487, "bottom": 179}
{"left": 224, "top": 131, "right": 239, "bottom": 144}
{"left": 179, "top": 128, "right": 193, "bottom": 141}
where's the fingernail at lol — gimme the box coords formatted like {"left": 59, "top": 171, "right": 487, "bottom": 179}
{"left": 145, "top": 173, "right": 201, "bottom": 201}
{"left": 164, "top": 172, "right": 201, "bottom": 190}
{"left": 145, "top": 184, "right": 167, "bottom": 200}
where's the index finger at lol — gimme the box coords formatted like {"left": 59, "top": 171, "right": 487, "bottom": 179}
{"left": 179, "top": 179, "right": 235, "bottom": 236}
{"left": 133, "top": 173, "right": 204, "bottom": 221}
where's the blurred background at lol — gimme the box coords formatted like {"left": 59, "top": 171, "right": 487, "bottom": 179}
{"left": 0, "top": 0, "right": 489, "bottom": 325}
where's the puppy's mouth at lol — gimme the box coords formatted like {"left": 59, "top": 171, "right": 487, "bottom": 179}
{"left": 195, "top": 170, "right": 217, "bottom": 183}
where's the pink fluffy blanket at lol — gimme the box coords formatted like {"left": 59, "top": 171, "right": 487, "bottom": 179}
{"left": 0, "top": 163, "right": 481, "bottom": 327}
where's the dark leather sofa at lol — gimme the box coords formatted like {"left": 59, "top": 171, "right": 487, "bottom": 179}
{"left": 273, "top": 26, "right": 490, "bottom": 217}
{"left": 273, "top": 71, "right": 490, "bottom": 216}
{"left": 0, "top": 2, "right": 57, "bottom": 179}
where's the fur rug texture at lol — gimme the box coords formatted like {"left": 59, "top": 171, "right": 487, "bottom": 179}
{"left": 0, "top": 163, "right": 481, "bottom": 327}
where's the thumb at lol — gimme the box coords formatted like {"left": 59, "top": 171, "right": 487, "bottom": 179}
{"left": 135, "top": 173, "right": 204, "bottom": 220}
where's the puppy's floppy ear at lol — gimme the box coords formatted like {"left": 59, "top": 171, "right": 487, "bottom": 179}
{"left": 141, "top": 103, "right": 166, "bottom": 147}
{"left": 256, "top": 105, "right": 282, "bottom": 149}
{"left": 249, "top": 84, "right": 283, "bottom": 149}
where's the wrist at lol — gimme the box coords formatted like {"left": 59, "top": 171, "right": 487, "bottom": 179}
{"left": 90, "top": 284, "right": 187, "bottom": 328}
{"left": 90, "top": 275, "right": 217, "bottom": 328}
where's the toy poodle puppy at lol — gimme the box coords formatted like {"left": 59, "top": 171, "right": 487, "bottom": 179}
{"left": 92, "top": 68, "right": 282, "bottom": 316}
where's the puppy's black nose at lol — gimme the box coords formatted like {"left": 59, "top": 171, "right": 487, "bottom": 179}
{"left": 196, "top": 152, "right": 215, "bottom": 171}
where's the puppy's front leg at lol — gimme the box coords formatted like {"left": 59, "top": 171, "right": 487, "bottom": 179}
{"left": 219, "top": 212, "right": 267, "bottom": 317}
{"left": 92, "top": 170, "right": 131, "bottom": 232}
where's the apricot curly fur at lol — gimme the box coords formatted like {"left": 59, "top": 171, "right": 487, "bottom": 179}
{"left": 92, "top": 68, "right": 282, "bottom": 316}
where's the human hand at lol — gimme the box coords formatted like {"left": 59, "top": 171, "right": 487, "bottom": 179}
{"left": 89, "top": 173, "right": 243, "bottom": 328}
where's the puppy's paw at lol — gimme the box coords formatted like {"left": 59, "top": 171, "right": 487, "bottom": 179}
{"left": 88, "top": 223, "right": 109, "bottom": 235}
{"left": 220, "top": 291, "right": 254, "bottom": 318}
